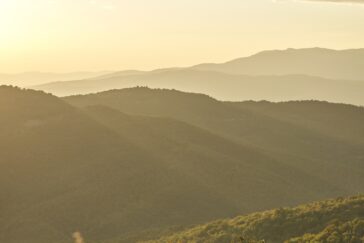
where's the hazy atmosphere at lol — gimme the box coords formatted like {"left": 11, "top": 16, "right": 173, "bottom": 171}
{"left": 1, "top": 0, "right": 364, "bottom": 72}
{"left": 1, "top": 1, "right": 364, "bottom": 243}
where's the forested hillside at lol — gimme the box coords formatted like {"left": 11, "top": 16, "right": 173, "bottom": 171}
{"left": 144, "top": 195, "right": 364, "bottom": 243}
{"left": 66, "top": 87, "right": 364, "bottom": 195}
{"left": 3, "top": 0, "right": 364, "bottom": 242}
{"left": 1, "top": 86, "right": 363, "bottom": 243}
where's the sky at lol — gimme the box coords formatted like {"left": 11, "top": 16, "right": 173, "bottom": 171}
{"left": 0, "top": 0, "right": 364, "bottom": 73}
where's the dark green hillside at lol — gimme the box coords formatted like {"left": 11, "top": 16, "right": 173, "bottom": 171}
{"left": 65, "top": 87, "right": 364, "bottom": 195}
{"left": 144, "top": 195, "right": 364, "bottom": 243}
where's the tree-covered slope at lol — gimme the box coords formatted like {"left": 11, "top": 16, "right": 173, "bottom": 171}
{"left": 144, "top": 195, "right": 364, "bottom": 243}
{"left": 230, "top": 100, "right": 364, "bottom": 146}
{"left": 1, "top": 86, "right": 341, "bottom": 243}
{"left": 65, "top": 87, "right": 364, "bottom": 195}
{"left": 288, "top": 219, "right": 364, "bottom": 243}
{"left": 2, "top": 86, "right": 364, "bottom": 243}
{"left": 0, "top": 86, "right": 189, "bottom": 242}
{"left": 84, "top": 105, "right": 338, "bottom": 211}
{"left": 0, "top": 86, "right": 265, "bottom": 242}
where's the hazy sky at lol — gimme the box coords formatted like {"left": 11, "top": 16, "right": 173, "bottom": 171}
{"left": 1, "top": 0, "right": 364, "bottom": 73}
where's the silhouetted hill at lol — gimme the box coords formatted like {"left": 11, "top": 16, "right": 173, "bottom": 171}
{"left": 143, "top": 195, "right": 364, "bottom": 243}
{"left": 194, "top": 48, "right": 364, "bottom": 80}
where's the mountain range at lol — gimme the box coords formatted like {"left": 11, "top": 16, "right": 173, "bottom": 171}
{"left": 30, "top": 48, "right": 364, "bottom": 106}
{"left": 1, "top": 85, "right": 363, "bottom": 243}
{"left": 193, "top": 47, "right": 364, "bottom": 80}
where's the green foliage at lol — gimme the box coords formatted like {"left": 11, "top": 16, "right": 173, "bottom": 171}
{"left": 288, "top": 219, "right": 364, "bottom": 243}
{"left": 144, "top": 196, "right": 364, "bottom": 243}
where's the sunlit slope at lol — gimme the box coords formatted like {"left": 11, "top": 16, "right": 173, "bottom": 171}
{"left": 143, "top": 195, "right": 364, "bottom": 243}
{"left": 65, "top": 87, "right": 364, "bottom": 195}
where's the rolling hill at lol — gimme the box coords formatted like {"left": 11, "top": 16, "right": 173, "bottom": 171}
{"left": 143, "top": 195, "right": 364, "bottom": 243}
{"left": 1, "top": 86, "right": 352, "bottom": 243}
{"left": 65, "top": 87, "right": 364, "bottom": 196}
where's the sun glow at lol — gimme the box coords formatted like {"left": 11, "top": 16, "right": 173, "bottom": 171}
{"left": 1, "top": 0, "right": 364, "bottom": 73}
{"left": 0, "top": 1, "right": 43, "bottom": 51}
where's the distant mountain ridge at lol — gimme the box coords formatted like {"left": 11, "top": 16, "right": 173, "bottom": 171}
{"left": 0, "top": 71, "right": 112, "bottom": 86}
{"left": 194, "top": 47, "right": 364, "bottom": 80}
{"left": 32, "top": 48, "right": 364, "bottom": 105}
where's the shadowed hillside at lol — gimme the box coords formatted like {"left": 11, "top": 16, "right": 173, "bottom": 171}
{"left": 0, "top": 86, "right": 192, "bottom": 242}
{"left": 230, "top": 100, "right": 364, "bottom": 146}
{"left": 1, "top": 86, "right": 352, "bottom": 243}
{"left": 65, "top": 87, "right": 364, "bottom": 195}
{"left": 84, "top": 105, "right": 339, "bottom": 209}
{"left": 0, "top": 86, "right": 250, "bottom": 242}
